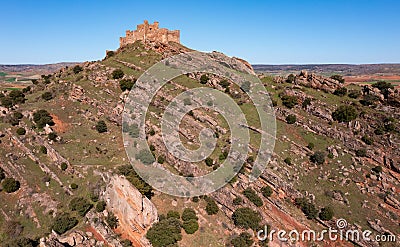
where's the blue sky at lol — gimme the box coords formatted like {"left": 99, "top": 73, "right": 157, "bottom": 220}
{"left": 0, "top": 0, "right": 399, "bottom": 64}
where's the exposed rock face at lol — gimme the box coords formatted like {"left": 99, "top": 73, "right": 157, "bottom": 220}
{"left": 120, "top": 20, "right": 180, "bottom": 47}
{"left": 104, "top": 175, "right": 157, "bottom": 246}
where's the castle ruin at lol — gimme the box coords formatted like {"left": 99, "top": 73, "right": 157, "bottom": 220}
{"left": 120, "top": 20, "right": 180, "bottom": 47}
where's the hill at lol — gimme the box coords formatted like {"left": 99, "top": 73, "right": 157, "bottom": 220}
{"left": 0, "top": 40, "right": 399, "bottom": 247}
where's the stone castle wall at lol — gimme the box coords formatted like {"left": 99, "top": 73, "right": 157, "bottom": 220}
{"left": 120, "top": 20, "right": 180, "bottom": 47}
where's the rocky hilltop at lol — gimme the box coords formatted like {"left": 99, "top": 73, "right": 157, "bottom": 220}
{"left": 0, "top": 24, "right": 399, "bottom": 247}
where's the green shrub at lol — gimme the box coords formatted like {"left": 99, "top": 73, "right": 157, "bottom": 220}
{"left": 167, "top": 210, "right": 180, "bottom": 219}
{"left": 205, "top": 157, "right": 213, "bottom": 167}
{"left": 41, "top": 92, "right": 53, "bottom": 101}
{"left": 73, "top": 65, "right": 83, "bottom": 74}
{"left": 95, "top": 120, "right": 107, "bottom": 133}
{"left": 295, "top": 198, "right": 318, "bottom": 219}
{"left": 285, "top": 114, "right": 296, "bottom": 124}
{"left": 332, "top": 105, "right": 358, "bottom": 123}
{"left": 182, "top": 219, "right": 199, "bottom": 234}
{"left": 219, "top": 79, "right": 230, "bottom": 88}
{"left": 2, "top": 177, "right": 20, "bottom": 193}
{"left": 39, "top": 145, "right": 47, "bottom": 154}
{"left": 240, "top": 81, "right": 251, "bottom": 92}
{"left": 233, "top": 197, "right": 243, "bottom": 205}
{"left": 372, "top": 81, "right": 394, "bottom": 98}
{"left": 319, "top": 207, "right": 334, "bottom": 221}
{"left": 70, "top": 183, "right": 78, "bottom": 190}
{"left": 205, "top": 197, "right": 219, "bottom": 215}
{"left": 48, "top": 132, "right": 58, "bottom": 141}
{"left": 372, "top": 166, "right": 383, "bottom": 174}
{"left": 200, "top": 74, "right": 209, "bottom": 84}
{"left": 117, "top": 165, "right": 153, "bottom": 198}
{"left": 243, "top": 188, "right": 263, "bottom": 207}
{"left": 284, "top": 157, "right": 292, "bottom": 165}
{"left": 261, "top": 185, "right": 273, "bottom": 198}
{"left": 96, "top": 200, "right": 106, "bottom": 212}
{"left": 232, "top": 207, "right": 261, "bottom": 230}
{"left": 348, "top": 90, "right": 361, "bottom": 99}
{"left": 33, "top": 109, "right": 54, "bottom": 128}
{"left": 307, "top": 142, "right": 315, "bottom": 150}
{"left": 286, "top": 74, "right": 295, "bottom": 83}
{"left": 355, "top": 149, "right": 367, "bottom": 157}
{"left": 302, "top": 98, "right": 312, "bottom": 108}
{"left": 157, "top": 156, "right": 165, "bottom": 164}
{"left": 361, "top": 135, "right": 374, "bottom": 145}
{"left": 121, "top": 239, "right": 132, "bottom": 247}
{"left": 112, "top": 69, "right": 124, "bottom": 79}
{"left": 13, "top": 111, "right": 23, "bottom": 119}
{"left": 0, "top": 168, "right": 5, "bottom": 181}
{"left": 182, "top": 208, "right": 198, "bottom": 221}
{"left": 183, "top": 98, "right": 191, "bottom": 105}
{"left": 106, "top": 212, "right": 119, "bottom": 229}
{"left": 135, "top": 149, "right": 155, "bottom": 165}
{"left": 119, "top": 79, "right": 136, "bottom": 91}
{"left": 0, "top": 97, "right": 13, "bottom": 108}
{"left": 146, "top": 218, "right": 182, "bottom": 247}
{"left": 333, "top": 87, "right": 347, "bottom": 96}
{"left": 69, "top": 197, "right": 92, "bottom": 217}
{"left": 360, "top": 94, "right": 380, "bottom": 106}
{"left": 310, "top": 151, "right": 326, "bottom": 165}
{"left": 60, "top": 162, "right": 68, "bottom": 171}
{"left": 52, "top": 213, "right": 78, "bottom": 234}
{"left": 231, "top": 232, "right": 254, "bottom": 247}
{"left": 16, "top": 127, "right": 26, "bottom": 135}
{"left": 9, "top": 90, "right": 26, "bottom": 104}
{"left": 280, "top": 95, "right": 298, "bottom": 109}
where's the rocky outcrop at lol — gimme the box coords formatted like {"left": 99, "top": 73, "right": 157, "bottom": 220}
{"left": 104, "top": 175, "right": 157, "bottom": 247}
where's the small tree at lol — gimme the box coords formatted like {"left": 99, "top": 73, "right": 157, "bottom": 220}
{"left": 69, "top": 197, "right": 92, "bottom": 217}
{"left": 0, "top": 168, "right": 5, "bottom": 181}
{"left": 119, "top": 79, "right": 136, "bottom": 91}
{"left": 106, "top": 212, "right": 119, "bottom": 229}
{"left": 112, "top": 69, "right": 124, "bottom": 79}
{"left": 286, "top": 114, "right": 296, "bottom": 124}
{"left": 284, "top": 157, "right": 292, "bottom": 165}
{"left": 372, "top": 166, "right": 383, "bottom": 174}
{"left": 348, "top": 90, "right": 361, "bottom": 99}
{"left": 307, "top": 142, "right": 315, "bottom": 150}
{"left": 60, "top": 162, "right": 68, "bottom": 171}
{"left": 73, "top": 65, "right": 83, "bottom": 74}
{"left": 182, "top": 219, "right": 199, "bottom": 234}
{"left": 205, "top": 157, "right": 213, "bottom": 167}
{"left": 243, "top": 188, "right": 263, "bottom": 207}
{"left": 205, "top": 198, "right": 219, "bottom": 215}
{"left": 146, "top": 218, "right": 182, "bottom": 247}
{"left": 41, "top": 92, "right": 53, "bottom": 101}
{"left": 232, "top": 207, "right": 261, "bottom": 230}
{"left": 333, "top": 87, "right": 347, "bottom": 96}
{"left": 70, "top": 183, "right": 78, "bottom": 190}
{"left": 332, "top": 105, "right": 358, "bottom": 123}
{"left": 280, "top": 95, "right": 298, "bottom": 109}
{"left": 319, "top": 207, "right": 334, "bottom": 221}
{"left": 96, "top": 200, "right": 107, "bottom": 212}
{"left": 167, "top": 210, "right": 180, "bottom": 219}
{"left": 231, "top": 232, "right": 254, "bottom": 247}
{"left": 2, "top": 177, "right": 20, "bottom": 193}
{"left": 16, "top": 127, "right": 26, "bottom": 135}
{"left": 355, "top": 149, "right": 367, "bottom": 157}
{"left": 310, "top": 151, "right": 326, "bottom": 165}
{"left": 286, "top": 74, "right": 296, "bottom": 83}
{"left": 96, "top": 120, "right": 108, "bottom": 133}
{"left": 261, "top": 185, "right": 273, "bottom": 198}
{"left": 52, "top": 213, "right": 78, "bottom": 234}
{"left": 361, "top": 135, "right": 374, "bottom": 145}
{"left": 200, "top": 74, "right": 209, "bottom": 84}
{"left": 182, "top": 208, "right": 198, "bottom": 221}
{"left": 40, "top": 145, "right": 47, "bottom": 154}
{"left": 48, "top": 132, "right": 58, "bottom": 141}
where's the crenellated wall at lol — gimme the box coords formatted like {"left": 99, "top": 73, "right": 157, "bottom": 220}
{"left": 120, "top": 20, "right": 180, "bottom": 47}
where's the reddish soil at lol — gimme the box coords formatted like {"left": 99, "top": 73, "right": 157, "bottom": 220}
{"left": 51, "top": 114, "right": 70, "bottom": 133}
{"left": 85, "top": 225, "right": 109, "bottom": 246}
{"left": 344, "top": 75, "right": 400, "bottom": 84}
